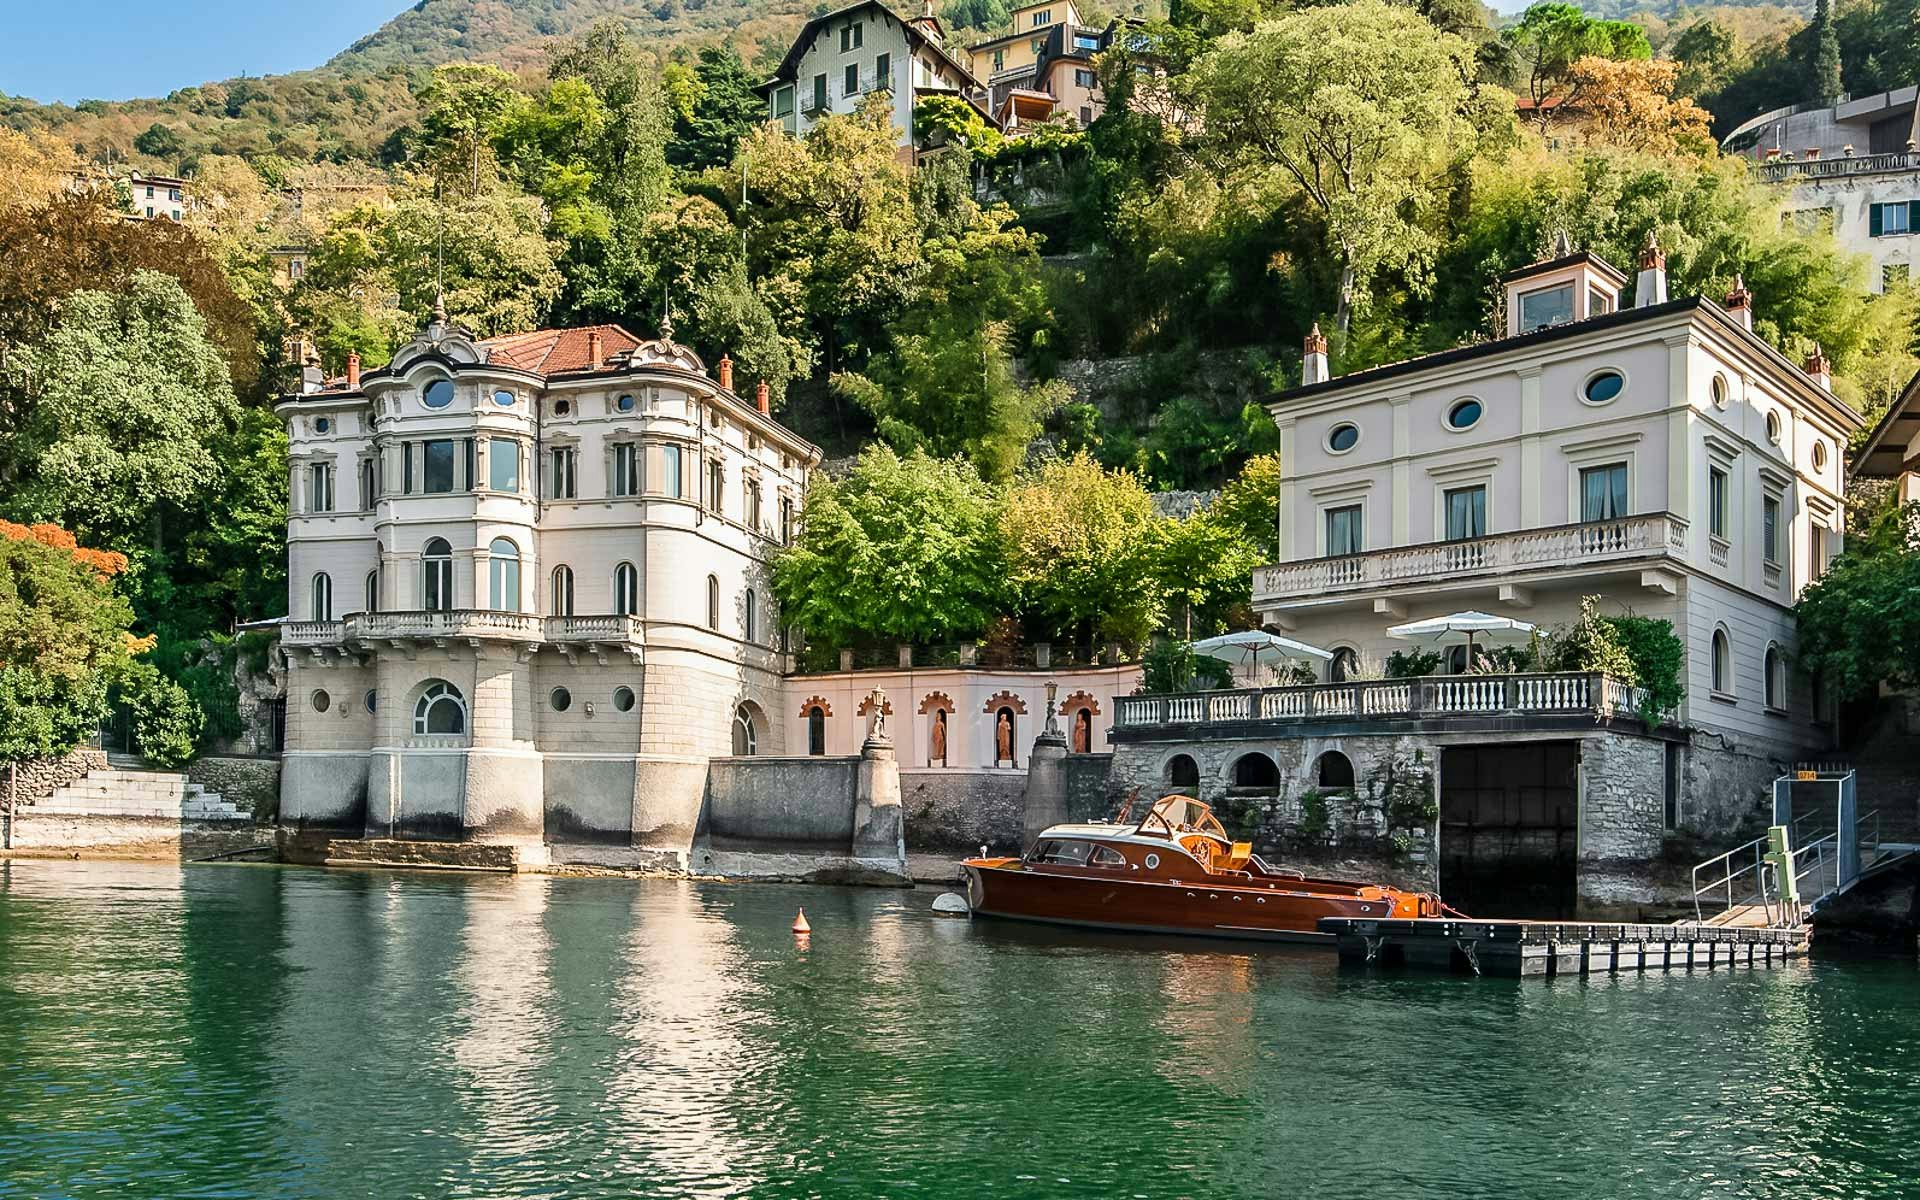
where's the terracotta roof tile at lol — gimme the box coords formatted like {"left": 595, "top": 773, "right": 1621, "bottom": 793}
{"left": 480, "top": 324, "right": 646, "bottom": 375}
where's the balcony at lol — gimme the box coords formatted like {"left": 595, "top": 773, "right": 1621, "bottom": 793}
{"left": 1112, "top": 672, "right": 1647, "bottom": 737}
{"left": 545, "top": 614, "right": 644, "bottom": 662}
{"left": 1254, "top": 513, "right": 1688, "bottom": 609}
{"left": 1758, "top": 151, "right": 1917, "bottom": 184}
{"left": 279, "top": 610, "right": 545, "bottom": 657}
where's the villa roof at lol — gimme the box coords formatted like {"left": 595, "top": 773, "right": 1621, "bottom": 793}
{"left": 481, "top": 324, "right": 645, "bottom": 375}
{"left": 762, "top": 0, "right": 980, "bottom": 90}
{"left": 1499, "top": 250, "right": 1628, "bottom": 288}
{"left": 1852, "top": 367, "right": 1920, "bottom": 478}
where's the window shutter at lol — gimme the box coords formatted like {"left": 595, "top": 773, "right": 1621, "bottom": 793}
{"left": 1870, "top": 204, "right": 1883, "bottom": 237}
{"left": 1910, "top": 200, "right": 1920, "bottom": 231}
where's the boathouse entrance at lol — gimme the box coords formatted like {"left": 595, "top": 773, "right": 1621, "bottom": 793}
{"left": 1439, "top": 742, "right": 1580, "bottom": 919}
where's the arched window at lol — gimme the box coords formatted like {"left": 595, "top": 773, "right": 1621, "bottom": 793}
{"left": 613, "top": 563, "right": 639, "bottom": 616}
{"left": 422, "top": 538, "right": 453, "bottom": 611}
{"left": 1232, "top": 752, "right": 1279, "bottom": 790}
{"left": 806, "top": 705, "right": 826, "bottom": 755}
{"left": 1712, "top": 628, "right": 1731, "bottom": 694}
{"left": 364, "top": 568, "right": 379, "bottom": 615}
{"left": 744, "top": 588, "right": 757, "bottom": 643}
{"left": 412, "top": 681, "right": 466, "bottom": 735}
{"left": 1167, "top": 754, "right": 1200, "bottom": 796}
{"left": 551, "top": 565, "right": 575, "bottom": 616}
{"left": 1316, "top": 750, "right": 1356, "bottom": 791}
{"left": 1764, "top": 645, "right": 1783, "bottom": 709}
{"left": 1329, "top": 647, "right": 1358, "bottom": 683}
{"left": 707, "top": 574, "right": 721, "bottom": 630}
{"left": 488, "top": 537, "right": 520, "bottom": 611}
{"left": 311, "top": 572, "right": 332, "bottom": 622}
{"left": 733, "top": 704, "right": 759, "bottom": 756}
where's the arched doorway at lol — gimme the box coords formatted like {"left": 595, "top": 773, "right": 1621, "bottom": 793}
{"left": 1166, "top": 754, "right": 1200, "bottom": 796}
{"left": 422, "top": 538, "right": 453, "bottom": 611}
{"left": 1231, "top": 752, "right": 1280, "bottom": 792}
{"left": 732, "top": 703, "right": 762, "bottom": 755}
{"left": 1315, "top": 749, "right": 1356, "bottom": 791}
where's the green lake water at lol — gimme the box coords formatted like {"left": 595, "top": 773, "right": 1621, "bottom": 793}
{"left": 1, "top": 859, "right": 1915, "bottom": 1200}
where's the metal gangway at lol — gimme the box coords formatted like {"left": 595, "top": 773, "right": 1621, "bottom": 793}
{"left": 1690, "top": 770, "right": 1919, "bottom": 928}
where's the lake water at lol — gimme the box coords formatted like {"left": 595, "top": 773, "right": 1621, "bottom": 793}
{"left": 1, "top": 859, "right": 1915, "bottom": 1200}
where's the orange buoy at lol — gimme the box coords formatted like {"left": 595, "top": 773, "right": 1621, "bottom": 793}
{"left": 792, "top": 909, "right": 811, "bottom": 934}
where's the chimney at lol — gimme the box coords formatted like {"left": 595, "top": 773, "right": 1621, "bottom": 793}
{"left": 586, "top": 329, "right": 603, "bottom": 371}
{"left": 1723, "top": 275, "right": 1754, "bottom": 332}
{"left": 1634, "top": 232, "right": 1667, "bottom": 308}
{"left": 346, "top": 351, "right": 361, "bottom": 390}
{"left": 718, "top": 353, "right": 734, "bottom": 392}
{"left": 1301, "top": 323, "right": 1329, "bottom": 386}
{"left": 755, "top": 380, "right": 770, "bottom": 415}
{"left": 1803, "top": 344, "right": 1832, "bottom": 391}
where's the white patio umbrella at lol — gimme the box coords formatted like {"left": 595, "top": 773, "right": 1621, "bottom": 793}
{"left": 1189, "top": 630, "right": 1334, "bottom": 683}
{"left": 1386, "top": 611, "right": 1536, "bottom": 672}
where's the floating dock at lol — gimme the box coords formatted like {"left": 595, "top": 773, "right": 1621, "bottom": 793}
{"left": 1318, "top": 917, "right": 1808, "bottom": 977}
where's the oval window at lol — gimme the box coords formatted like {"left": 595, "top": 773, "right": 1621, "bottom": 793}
{"left": 553, "top": 399, "right": 572, "bottom": 417}
{"left": 550, "top": 687, "right": 573, "bottom": 712}
{"left": 364, "top": 689, "right": 377, "bottom": 714}
{"left": 315, "top": 417, "right": 331, "bottom": 434}
{"left": 616, "top": 393, "right": 636, "bottom": 413}
{"left": 1446, "top": 398, "right": 1482, "bottom": 430}
{"left": 1327, "top": 423, "right": 1360, "bottom": 453}
{"left": 1765, "top": 410, "right": 1782, "bottom": 444}
{"left": 422, "top": 379, "right": 454, "bottom": 409}
{"left": 1584, "top": 371, "right": 1624, "bottom": 404}
{"left": 613, "top": 685, "right": 636, "bottom": 712}
{"left": 311, "top": 689, "right": 331, "bottom": 714}
{"left": 1710, "top": 373, "right": 1729, "bottom": 409}
{"left": 493, "top": 389, "right": 515, "bottom": 407}
{"left": 1812, "top": 441, "right": 1827, "bottom": 472}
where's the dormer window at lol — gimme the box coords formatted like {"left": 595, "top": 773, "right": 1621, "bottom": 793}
{"left": 1518, "top": 284, "right": 1574, "bottom": 334}
{"left": 1588, "top": 287, "right": 1614, "bottom": 316}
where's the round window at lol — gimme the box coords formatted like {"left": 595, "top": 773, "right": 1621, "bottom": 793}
{"left": 422, "top": 379, "right": 454, "bottom": 409}
{"left": 550, "top": 687, "right": 573, "bottom": 712}
{"left": 1584, "top": 371, "right": 1625, "bottom": 404}
{"left": 613, "top": 686, "right": 636, "bottom": 712}
{"left": 1446, "top": 398, "right": 1482, "bottom": 431}
{"left": 554, "top": 399, "right": 572, "bottom": 417}
{"left": 616, "top": 393, "right": 636, "bottom": 413}
{"left": 1327, "top": 423, "right": 1360, "bottom": 453}
{"left": 1812, "top": 441, "right": 1827, "bottom": 472}
{"left": 311, "top": 689, "right": 331, "bottom": 714}
{"left": 493, "top": 390, "right": 515, "bottom": 407}
{"left": 1765, "top": 410, "right": 1782, "bottom": 444}
{"left": 364, "top": 689, "right": 377, "bottom": 713}
{"left": 1710, "top": 373, "right": 1729, "bottom": 409}
{"left": 314, "top": 417, "right": 331, "bottom": 434}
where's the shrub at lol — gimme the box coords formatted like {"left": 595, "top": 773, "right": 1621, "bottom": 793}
{"left": 1602, "top": 611, "right": 1685, "bottom": 725}
{"left": 1141, "top": 640, "right": 1232, "bottom": 693}
{"left": 116, "top": 662, "right": 204, "bottom": 769}
{"left": 1385, "top": 649, "right": 1442, "bottom": 678}
{"left": 1546, "top": 596, "right": 1637, "bottom": 683}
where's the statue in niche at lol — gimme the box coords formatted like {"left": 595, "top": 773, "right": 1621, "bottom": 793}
{"left": 1073, "top": 709, "right": 1092, "bottom": 754}
{"left": 930, "top": 709, "right": 947, "bottom": 766}
{"left": 995, "top": 710, "right": 1014, "bottom": 764}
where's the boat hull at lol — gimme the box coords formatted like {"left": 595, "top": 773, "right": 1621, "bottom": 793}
{"left": 963, "top": 863, "right": 1406, "bottom": 944}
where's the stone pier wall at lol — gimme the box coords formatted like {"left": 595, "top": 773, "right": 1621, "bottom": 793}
{"left": 186, "top": 757, "right": 283, "bottom": 821}
{"left": 899, "top": 769, "right": 1026, "bottom": 854}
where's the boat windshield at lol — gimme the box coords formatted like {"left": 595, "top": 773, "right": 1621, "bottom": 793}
{"left": 1137, "top": 796, "right": 1228, "bottom": 842}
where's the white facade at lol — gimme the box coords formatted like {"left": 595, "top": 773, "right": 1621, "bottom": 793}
{"left": 274, "top": 312, "right": 819, "bottom": 852}
{"left": 130, "top": 173, "right": 188, "bottom": 222}
{"left": 762, "top": 0, "right": 980, "bottom": 153}
{"left": 1258, "top": 251, "right": 1862, "bottom": 753}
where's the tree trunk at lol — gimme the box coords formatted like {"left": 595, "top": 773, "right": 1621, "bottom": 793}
{"left": 1334, "top": 263, "right": 1356, "bottom": 337}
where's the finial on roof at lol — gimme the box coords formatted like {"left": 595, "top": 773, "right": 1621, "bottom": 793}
{"left": 660, "top": 284, "right": 674, "bottom": 340}
{"left": 433, "top": 291, "right": 448, "bottom": 324}
{"left": 1552, "top": 229, "right": 1573, "bottom": 257}
{"left": 1638, "top": 230, "right": 1664, "bottom": 269}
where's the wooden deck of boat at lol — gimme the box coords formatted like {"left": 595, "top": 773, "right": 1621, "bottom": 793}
{"left": 1318, "top": 916, "right": 1807, "bottom": 978}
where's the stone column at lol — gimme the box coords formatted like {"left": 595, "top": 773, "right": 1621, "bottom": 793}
{"left": 852, "top": 689, "right": 907, "bottom": 878}
{"left": 1023, "top": 685, "right": 1069, "bottom": 842}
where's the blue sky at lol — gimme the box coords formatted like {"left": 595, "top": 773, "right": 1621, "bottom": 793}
{"left": 0, "top": 0, "right": 410, "bottom": 105}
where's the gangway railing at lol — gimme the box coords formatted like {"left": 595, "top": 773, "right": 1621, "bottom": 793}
{"left": 1691, "top": 771, "right": 1878, "bottom": 926}
{"left": 1690, "top": 835, "right": 1777, "bottom": 925}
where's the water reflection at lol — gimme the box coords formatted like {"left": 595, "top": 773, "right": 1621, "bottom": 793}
{"left": 0, "top": 861, "right": 1915, "bottom": 1200}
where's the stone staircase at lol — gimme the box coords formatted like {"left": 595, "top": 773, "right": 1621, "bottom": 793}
{"left": 33, "top": 768, "right": 252, "bottom": 823}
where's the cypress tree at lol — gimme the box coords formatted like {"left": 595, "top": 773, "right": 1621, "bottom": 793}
{"left": 1810, "top": 0, "right": 1843, "bottom": 105}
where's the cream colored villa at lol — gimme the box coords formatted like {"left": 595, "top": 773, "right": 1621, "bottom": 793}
{"left": 274, "top": 305, "right": 818, "bottom": 859}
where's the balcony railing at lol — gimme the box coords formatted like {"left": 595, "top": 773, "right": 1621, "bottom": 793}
{"left": 283, "top": 610, "right": 545, "bottom": 648}
{"left": 1114, "top": 672, "right": 1645, "bottom": 730}
{"left": 1254, "top": 512, "right": 1688, "bottom": 604}
{"left": 544, "top": 614, "right": 643, "bottom": 643}
{"left": 1758, "top": 151, "right": 1917, "bottom": 183}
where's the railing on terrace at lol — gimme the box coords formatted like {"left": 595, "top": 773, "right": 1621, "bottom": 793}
{"left": 818, "top": 642, "right": 1140, "bottom": 673}
{"left": 545, "top": 614, "right": 643, "bottom": 643}
{"left": 1757, "top": 151, "right": 1918, "bottom": 183}
{"left": 1254, "top": 512, "right": 1689, "bottom": 602}
{"left": 283, "top": 610, "right": 546, "bottom": 645}
{"left": 1114, "top": 671, "right": 1643, "bottom": 729}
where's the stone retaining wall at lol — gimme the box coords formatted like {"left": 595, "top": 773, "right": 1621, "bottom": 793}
{"left": 187, "top": 757, "right": 283, "bottom": 821}
{"left": 3, "top": 747, "right": 108, "bottom": 806}
{"left": 900, "top": 769, "right": 1026, "bottom": 854}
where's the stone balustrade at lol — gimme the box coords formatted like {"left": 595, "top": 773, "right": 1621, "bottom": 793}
{"left": 1757, "top": 151, "right": 1916, "bottom": 183}
{"left": 1113, "top": 671, "right": 1646, "bottom": 730}
{"left": 1254, "top": 512, "right": 1689, "bottom": 604}
{"left": 544, "top": 614, "right": 644, "bottom": 643}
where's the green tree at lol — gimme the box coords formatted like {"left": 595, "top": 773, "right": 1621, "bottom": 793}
{"left": 1208, "top": 452, "right": 1283, "bottom": 561}
{"left": 0, "top": 522, "right": 138, "bottom": 766}
{"left": 1796, "top": 502, "right": 1920, "bottom": 697}
{"left": 1500, "top": 2, "right": 1651, "bottom": 128}
{"left": 133, "top": 122, "right": 183, "bottom": 161}
{"left": 419, "top": 63, "right": 527, "bottom": 197}
{"left": 1809, "top": 0, "right": 1843, "bottom": 105}
{"left": 667, "top": 47, "right": 764, "bottom": 171}
{"left": 3, "top": 271, "right": 238, "bottom": 559}
{"left": 1155, "top": 508, "right": 1259, "bottom": 638}
{"left": 1671, "top": 20, "right": 1737, "bottom": 100}
{"left": 770, "top": 447, "right": 1007, "bottom": 646}
{"left": 1002, "top": 453, "right": 1166, "bottom": 646}
{"left": 115, "top": 659, "right": 203, "bottom": 769}
{"left": 1192, "top": 0, "right": 1511, "bottom": 332}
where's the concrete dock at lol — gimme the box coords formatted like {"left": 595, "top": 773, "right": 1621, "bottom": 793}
{"left": 1319, "top": 917, "right": 1807, "bottom": 977}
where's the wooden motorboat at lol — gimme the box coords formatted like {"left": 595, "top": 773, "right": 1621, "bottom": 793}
{"left": 961, "top": 795, "right": 1442, "bottom": 943}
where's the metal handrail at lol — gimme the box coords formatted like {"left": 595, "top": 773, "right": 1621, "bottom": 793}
{"left": 1690, "top": 834, "right": 1775, "bottom": 925}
